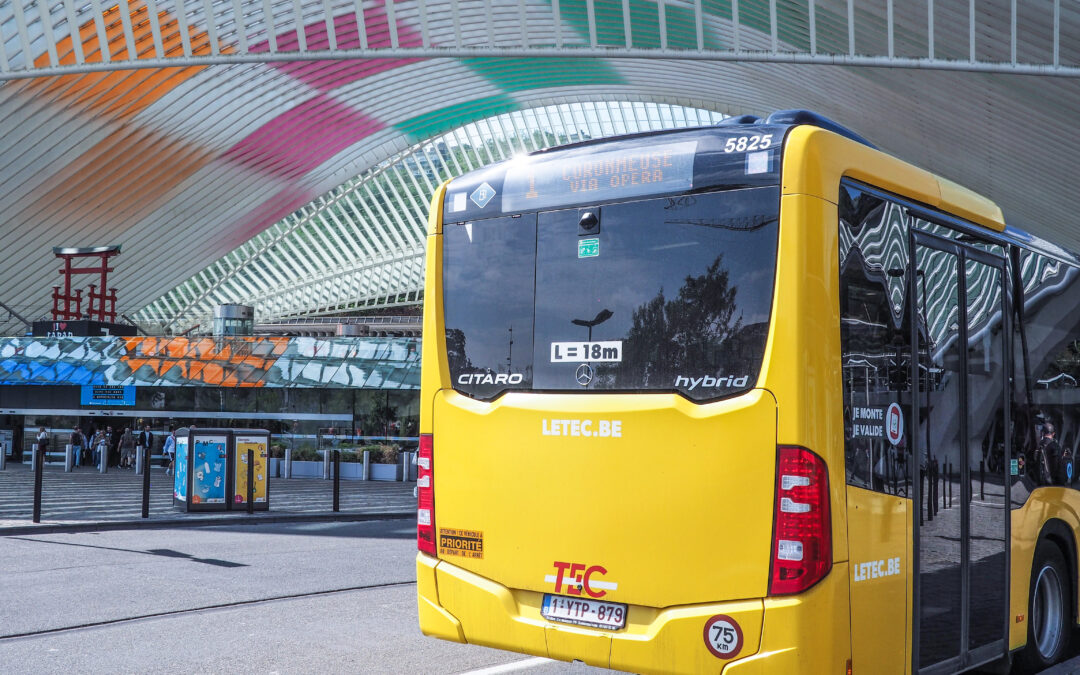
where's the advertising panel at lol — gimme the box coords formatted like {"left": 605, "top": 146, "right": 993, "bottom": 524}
{"left": 234, "top": 435, "right": 269, "bottom": 504}
{"left": 80, "top": 385, "right": 135, "bottom": 406}
{"left": 174, "top": 436, "right": 189, "bottom": 501}
{"left": 191, "top": 435, "right": 227, "bottom": 504}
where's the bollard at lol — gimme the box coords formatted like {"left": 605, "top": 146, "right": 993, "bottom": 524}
{"left": 946, "top": 460, "right": 954, "bottom": 507}
{"left": 0, "top": 442, "right": 6, "bottom": 471}
{"left": 400, "top": 451, "right": 409, "bottom": 482}
{"left": 141, "top": 447, "right": 150, "bottom": 519}
{"left": 980, "top": 460, "right": 985, "bottom": 501}
{"left": 64, "top": 444, "right": 73, "bottom": 472}
{"left": 362, "top": 450, "right": 370, "bottom": 481}
{"left": 135, "top": 446, "right": 144, "bottom": 475}
{"left": 247, "top": 449, "right": 254, "bottom": 515}
{"left": 99, "top": 442, "right": 108, "bottom": 473}
{"left": 284, "top": 447, "right": 292, "bottom": 479}
{"left": 333, "top": 450, "right": 340, "bottom": 513}
{"left": 920, "top": 469, "right": 926, "bottom": 524}
{"left": 323, "top": 449, "right": 331, "bottom": 480}
{"left": 32, "top": 444, "right": 43, "bottom": 523}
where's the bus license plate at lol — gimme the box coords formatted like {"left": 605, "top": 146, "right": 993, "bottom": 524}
{"left": 541, "top": 594, "right": 627, "bottom": 630}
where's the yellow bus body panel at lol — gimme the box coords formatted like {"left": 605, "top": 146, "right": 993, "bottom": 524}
{"left": 781, "top": 126, "right": 1005, "bottom": 232}
{"left": 1009, "top": 490, "right": 1080, "bottom": 648}
{"left": 845, "top": 487, "right": 910, "bottom": 674}
{"left": 430, "top": 387, "right": 777, "bottom": 608}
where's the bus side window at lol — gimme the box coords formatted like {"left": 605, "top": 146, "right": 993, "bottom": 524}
{"left": 839, "top": 184, "right": 912, "bottom": 497}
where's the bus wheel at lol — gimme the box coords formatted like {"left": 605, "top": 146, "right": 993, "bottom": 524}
{"left": 1017, "top": 540, "right": 1070, "bottom": 672}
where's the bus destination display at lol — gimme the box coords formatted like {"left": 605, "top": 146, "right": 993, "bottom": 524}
{"left": 502, "top": 141, "right": 697, "bottom": 211}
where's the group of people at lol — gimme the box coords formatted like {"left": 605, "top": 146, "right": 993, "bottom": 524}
{"left": 34, "top": 424, "right": 176, "bottom": 473}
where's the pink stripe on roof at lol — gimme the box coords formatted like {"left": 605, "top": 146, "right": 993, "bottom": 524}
{"left": 225, "top": 185, "right": 317, "bottom": 248}
{"left": 250, "top": 9, "right": 424, "bottom": 92}
{"left": 222, "top": 93, "right": 383, "bottom": 179}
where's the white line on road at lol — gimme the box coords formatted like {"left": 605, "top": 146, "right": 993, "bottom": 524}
{"left": 459, "top": 656, "right": 553, "bottom": 674}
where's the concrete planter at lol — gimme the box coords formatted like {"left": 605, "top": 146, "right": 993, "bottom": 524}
{"left": 290, "top": 460, "right": 323, "bottom": 478}
{"left": 370, "top": 463, "right": 402, "bottom": 481}
{"left": 339, "top": 462, "right": 364, "bottom": 480}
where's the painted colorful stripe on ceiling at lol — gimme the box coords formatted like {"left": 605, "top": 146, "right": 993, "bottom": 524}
{"left": 0, "top": 336, "right": 420, "bottom": 388}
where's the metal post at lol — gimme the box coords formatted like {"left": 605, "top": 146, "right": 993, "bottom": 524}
{"left": 135, "top": 445, "right": 144, "bottom": 475}
{"left": 333, "top": 449, "right": 340, "bottom": 512}
{"left": 99, "top": 440, "right": 108, "bottom": 473}
{"left": 400, "top": 451, "right": 408, "bottom": 482}
{"left": 0, "top": 442, "right": 6, "bottom": 471}
{"left": 323, "top": 448, "right": 331, "bottom": 480}
{"left": 64, "top": 444, "right": 73, "bottom": 472}
{"left": 141, "top": 447, "right": 150, "bottom": 519}
{"left": 920, "top": 468, "right": 926, "bottom": 523}
{"left": 247, "top": 449, "right": 254, "bottom": 515}
{"left": 363, "top": 450, "right": 370, "bottom": 481}
{"left": 980, "top": 460, "right": 985, "bottom": 501}
{"left": 32, "top": 443, "right": 43, "bottom": 523}
{"left": 284, "top": 447, "right": 292, "bottom": 478}
{"left": 947, "top": 461, "right": 953, "bottom": 507}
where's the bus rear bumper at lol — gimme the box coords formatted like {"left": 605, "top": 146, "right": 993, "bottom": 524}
{"left": 417, "top": 554, "right": 851, "bottom": 674}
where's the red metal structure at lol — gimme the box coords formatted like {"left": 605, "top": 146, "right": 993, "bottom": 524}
{"left": 50, "top": 246, "right": 121, "bottom": 322}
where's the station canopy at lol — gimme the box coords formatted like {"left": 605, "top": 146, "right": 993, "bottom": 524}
{"left": 2, "top": 0, "right": 1080, "bottom": 335}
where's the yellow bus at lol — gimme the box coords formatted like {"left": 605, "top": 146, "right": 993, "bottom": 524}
{"left": 416, "top": 109, "right": 1080, "bottom": 674}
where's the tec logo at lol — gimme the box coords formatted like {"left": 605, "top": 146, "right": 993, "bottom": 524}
{"left": 545, "top": 561, "right": 618, "bottom": 598}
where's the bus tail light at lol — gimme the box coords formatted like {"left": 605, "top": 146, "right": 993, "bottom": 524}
{"left": 769, "top": 445, "right": 831, "bottom": 595}
{"left": 417, "top": 434, "right": 436, "bottom": 555}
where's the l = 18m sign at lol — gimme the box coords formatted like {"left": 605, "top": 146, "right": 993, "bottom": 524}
{"left": 550, "top": 341, "right": 622, "bottom": 363}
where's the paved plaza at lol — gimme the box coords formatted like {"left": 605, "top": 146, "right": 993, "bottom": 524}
{"left": 0, "top": 462, "right": 414, "bottom": 533}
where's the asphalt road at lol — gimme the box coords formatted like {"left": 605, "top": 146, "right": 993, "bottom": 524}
{"left": 4, "top": 520, "right": 1079, "bottom": 674}
{"left": 0, "top": 520, "right": 608, "bottom": 674}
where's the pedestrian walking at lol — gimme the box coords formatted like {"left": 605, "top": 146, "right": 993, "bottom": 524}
{"left": 119, "top": 428, "right": 135, "bottom": 468}
{"left": 92, "top": 428, "right": 106, "bottom": 466}
{"left": 163, "top": 427, "right": 176, "bottom": 476}
{"left": 71, "top": 427, "right": 83, "bottom": 467}
{"left": 35, "top": 426, "right": 48, "bottom": 465}
{"left": 137, "top": 424, "right": 154, "bottom": 469}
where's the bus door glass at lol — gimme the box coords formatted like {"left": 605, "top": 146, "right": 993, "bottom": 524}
{"left": 912, "top": 230, "right": 1008, "bottom": 672}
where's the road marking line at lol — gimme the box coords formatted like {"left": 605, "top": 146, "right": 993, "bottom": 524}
{"left": 459, "top": 656, "right": 552, "bottom": 674}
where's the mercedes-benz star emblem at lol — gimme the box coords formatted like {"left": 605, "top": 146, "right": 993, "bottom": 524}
{"left": 575, "top": 363, "right": 594, "bottom": 386}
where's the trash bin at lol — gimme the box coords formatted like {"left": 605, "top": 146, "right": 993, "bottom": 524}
{"left": 174, "top": 428, "right": 272, "bottom": 512}
{"left": 174, "top": 427, "right": 230, "bottom": 512}
{"left": 231, "top": 430, "right": 270, "bottom": 511}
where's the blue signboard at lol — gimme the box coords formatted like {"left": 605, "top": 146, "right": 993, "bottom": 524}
{"left": 80, "top": 385, "right": 135, "bottom": 406}
{"left": 191, "top": 436, "right": 227, "bottom": 504}
{"left": 174, "top": 437, "right": 189, "bottom": 501}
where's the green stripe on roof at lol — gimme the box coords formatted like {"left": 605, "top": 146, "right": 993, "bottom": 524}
{"left": 548, "top": 0, "right": 857, "bottom": 53}
{"left": 395, "top": 94, "right": 520, "bottom": 141}
{"left": 461, "top": 57, "right": 624, "bottom": 91}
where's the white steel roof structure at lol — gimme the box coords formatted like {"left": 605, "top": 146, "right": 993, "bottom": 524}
{"left": 1, "top": 1, "right": 1080, "bottom": 334}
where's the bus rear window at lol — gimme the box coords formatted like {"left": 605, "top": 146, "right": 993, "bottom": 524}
{"left": 443, "top": 187, "right": 779, "bottom": 401}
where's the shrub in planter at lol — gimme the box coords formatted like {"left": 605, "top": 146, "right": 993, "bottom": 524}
{"left": 269, "top": 444, "right": 286, "bottom": 459}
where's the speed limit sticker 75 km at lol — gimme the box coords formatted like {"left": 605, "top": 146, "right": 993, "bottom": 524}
{"left": 703, "top": 614, "right": 744, "bottom": 659}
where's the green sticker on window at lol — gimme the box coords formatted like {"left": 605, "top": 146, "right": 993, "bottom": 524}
{"left": 578, "top": 238, "right": 599, "bottom": 258}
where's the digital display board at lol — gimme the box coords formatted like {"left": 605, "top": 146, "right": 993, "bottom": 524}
{"left": 502, "top": 141, "right": 697, "bottom": 211}
{"left": 80, "top": 385, "right": 135, "bottom": 406}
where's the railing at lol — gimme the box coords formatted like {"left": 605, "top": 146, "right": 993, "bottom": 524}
{"left": 2, "top": 1, "right": 1080, "bottom": 81}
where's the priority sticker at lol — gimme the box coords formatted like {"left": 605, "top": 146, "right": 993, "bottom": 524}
{"left": 703, "top": 614, "right": 743, "bottom": 659}
{"left": 439, "top": 528, "right": 484, "bottom": 559}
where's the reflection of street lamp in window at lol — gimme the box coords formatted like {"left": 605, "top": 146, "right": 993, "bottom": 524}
{"left": 571, "top": 309, "right": 613, "bottom": 342}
